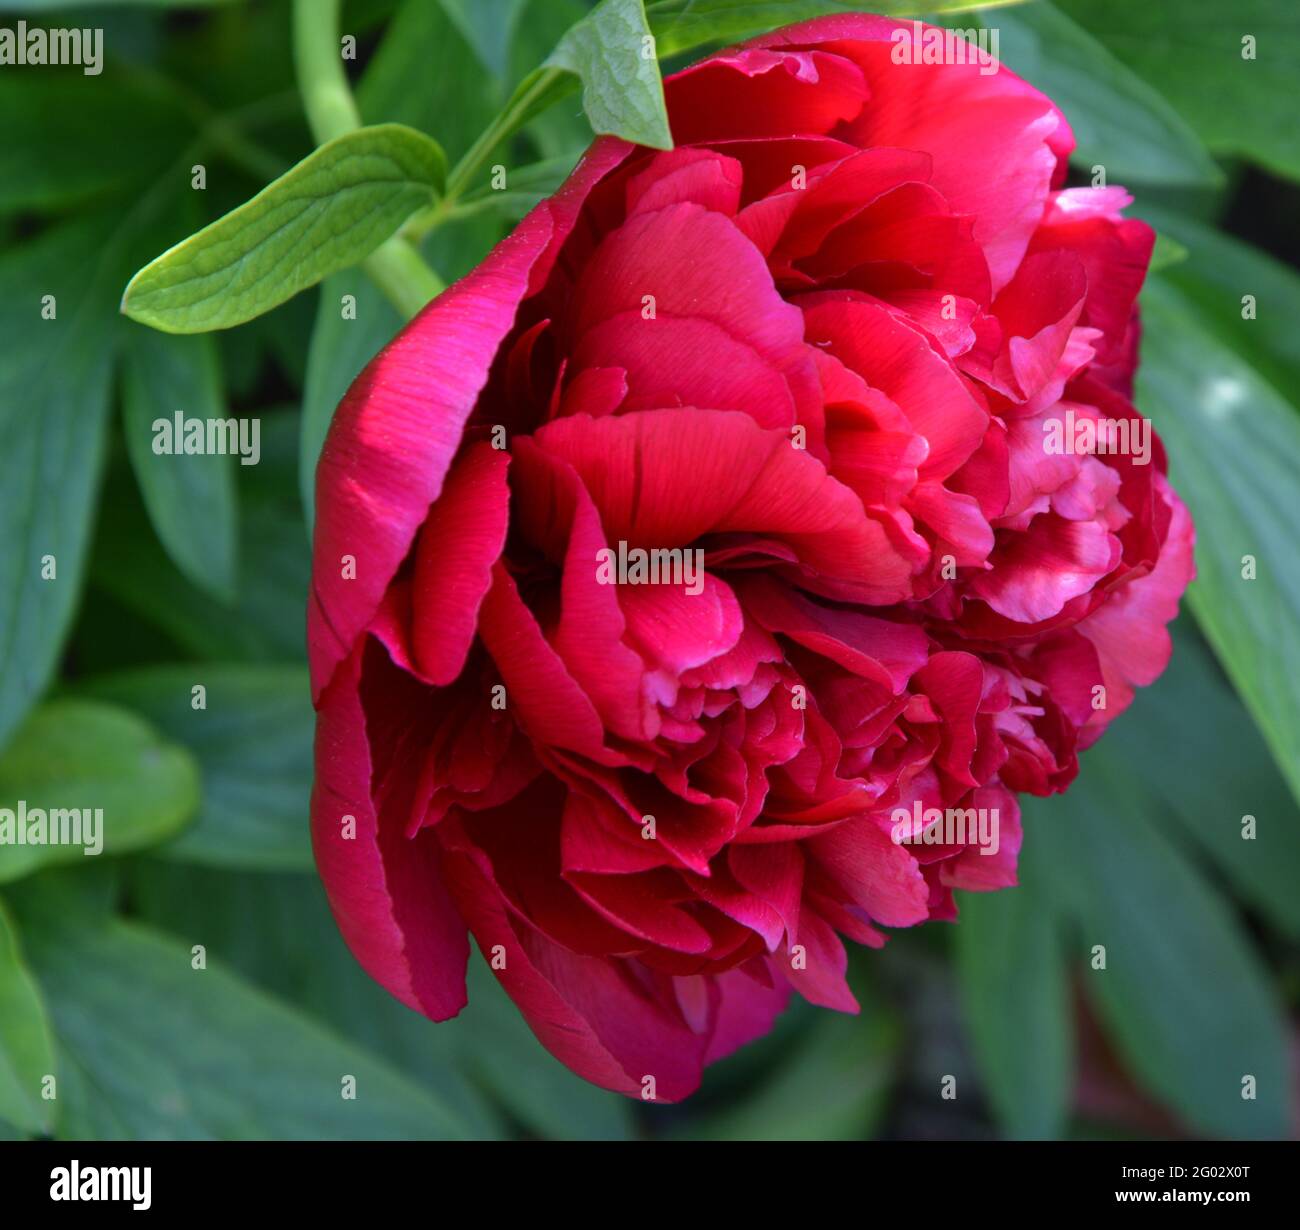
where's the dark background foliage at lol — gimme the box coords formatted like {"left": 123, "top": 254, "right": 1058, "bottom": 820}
{"left": 0, "top": 0, "right": 1297, "bottom": 1141}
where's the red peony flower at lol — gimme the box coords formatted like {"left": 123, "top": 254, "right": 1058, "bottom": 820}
{"left": 308, "top": 14, "right": 1194, "bottom": 1100}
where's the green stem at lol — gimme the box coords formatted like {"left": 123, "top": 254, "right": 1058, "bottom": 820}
{"left": 363, "top": 239, "right": 448, "bottom": 319}
{"left": 292, "top": 0, "right": 361, "bottom": 144}
{"left": 444, "top": 68, "right": 564, "bottom": 201}
{"left": 291, "top": 0, "right": 443, "bottom": 314}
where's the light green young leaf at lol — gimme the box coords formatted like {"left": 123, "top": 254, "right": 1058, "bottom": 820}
{"left": 121, "top": 328, "right": 239, "bottom": 603}
{"left": 0, "top": 700, "right": 198, "bottom": 884}
{"left": 77, "top": 665, "right": 313, "bottom": 872}
{"left": 121, "top": 124, "right": 448, "bottom": 333}
{"left": 547, "top": 0, "right": 670, "bottom": 150}
{"left": 1139, "top": 277, "right": 1300, "bottom": 807}
{"left": 0, "top": 900, "right": 58, "bottom": 1137}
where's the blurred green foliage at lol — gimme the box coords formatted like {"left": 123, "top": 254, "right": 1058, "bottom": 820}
{"left": 0, "top": 0, "right": 1296, "bottom": 1141}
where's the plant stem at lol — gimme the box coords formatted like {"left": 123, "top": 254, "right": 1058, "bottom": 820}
{"left": 291, "top": 0, "right": 443, "bottom": 314}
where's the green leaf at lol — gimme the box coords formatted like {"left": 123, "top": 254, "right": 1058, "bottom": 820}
{"left": 0, "top": 900, "right": 57, "bottom": 1136}
{"left": 546, "top": 0, "right": 671, "bottom": 150}
{"left": 1100, "top": 620, "right": 1300, "bottom": 941}
{"left": 646, "top": 0, "right": 1032, "bottom": 57}
{"left": 121, "top": 124, "right": 448, "bottom": 334}
{"left": 121, "top": 329, "right": 239, "bottom": 603}
{"left": 1027, "top": 756, "right": 1289, "bottom": 1139}
{"left": 76, "top": 666, "right": 313, "bottom": 871}
{"left": 127, "top": 863, "right": 634, "bottom": 1140}
{"left": 446, "top": 153, "right": 580, "bottom": 224}
{"left": 2, "top": 1, "right": 237, "bottom": 8}
{"left": 1138, "top": 277, "right": 1300, "bottom": 807}
{"left": 1138, "top": 205, "right": 1300, "bottom": 400}
{"left": 300, "top": 275, "right": 402, "bottom": 534}
{"left": 989, "top": 2, "right": 1222, "bottom": 187}
{"left": 953, "top": 854, "right": 1071, "bottom": 1140}
{"left": 359, "top": 0, "right": 500, "bottom": 161}
{"left": 1147, "top": 230, "right": 1189, "bottom": 273}
{"left": 1055, "top": 0, "right": 1300, "bottom": 182}
{"left": 92, "top": 411, "right": 310, "bottom": 663}
{"left": 17, "top": 912, "right": 482, "bottom": 1140}
{"left": 0, "top": 700, "right": 198, "bottom": 884}
{"left": 0, "top": 72, "right": 192, "bottom": 213}
{"left": 0, "top": 214, "right": 120, "bottom": 752}
{"left": 437, "top": 0, "right": 528, "bottom": 78}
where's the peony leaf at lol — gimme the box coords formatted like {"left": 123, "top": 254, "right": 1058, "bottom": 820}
{"left": 1139, "top": 276, "right": 1300, "bottom": 808}
{"left": 14, "top": 911, "right": 480, "bottom": 1140}
{"left": 121, "top": 124, "right": 448, "bottom": 334}
{"left": 546, "top": 0, "right": 671, "bottom": 150}
{"left": 0, "top": 901, "right": 58, "bottom": 1137}
{"left": 954, "top": 852, "right": 1072, "bottom": 1141}
{"left": 1102, "top": 620, "right": 1300, "bottom": 941}
{"left": 1028, "top": 756, "right": 1289, "bottom": 1139}
{"left": 92, "top": 413, "right": 310, "bottom": 663}
{"left": 121, "top": 328, "right": 239, "bottom": 603}
{"left": 0, "top": 214, "right": 119, "bottom": 752}
{"left": 1056, "top": 0, "right": 1300, "bottom": 182}
{"left": 1139, "top": 205, "right": 1300, "bottom": 399}
{"left": 126, "top": 863, "right": 636, "bottom": 1140}
{"left": 75, "top": 667, "right": 314, "bottom": 872}
{"left": 988, "top": 1, "right": 1223, "bottom": 187}
{"left": 436, "top": 0, "right": 528, "bottom": 78}
{"left": 0, "top": 700, "right": 198, "bottom": 884}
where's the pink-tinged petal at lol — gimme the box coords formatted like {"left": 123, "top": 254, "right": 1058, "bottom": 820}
{"left": 533, "top": 408, "right": 916, "bottom": 601}
{"left": 701, "top": 961, "right": 793, "bottom": 1064}
{"left": 620, "top": 572, "right": 744, "bottom": 680}
{"left": 665, "top": 48, "right": 869, "bottom": 144}
{"left": 409, "top": 442, "right": 511, "bottom": 685}
{"left": 802, "top": 295, "right": 988, "bottom": 480}
{"left": 965, "top": 251, "right": 1088, "bottom": 403}
{"left": 785, "top": 910, "right": 858, "bottom": 1012}
{"left": 509, "top": 438, "right": 653, "bottom": 742}
{"left": 311, "top": 641, "right": 469, "bottom": 1020}
{"left": 557, "top": 366, "right": 628, "bottom": 418}
{"left": 476, "top": 560, "right": 619, "bottom": 761}
{"left": 941, "top": 784, "right": 1022, "bottom": 891}
{"left": 970, "top": 514, "right": 1121, "bottom": 624}
{"left": 1029, "top": 189, "right": 1155, "bottom": 366}
{"left": 809, "top": 814, "right": 932, "bottom": 928}
{"left": 740, "top": 574, "right": 928, "bottom": 693}
{"left": 626, "top": 147, "right": 743, "bottom": 217}
{"left": 1078, "top": 479, "right": 1195, "bottom": 735}
{"left": 441, "top": 836, "right": 710, "bottom": 1100}
{"left": 567, "top": 202, "right": 812, "bottom": 429}
{"left": 308, "top": 140, "right": 630, "bottom": 701}
{"left": 905, "top": 480, "right": 995, "bottom": 568}
{"left": 828, "top": 32, "right": 1069, "bottom": 290}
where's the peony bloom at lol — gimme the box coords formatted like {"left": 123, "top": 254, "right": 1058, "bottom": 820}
{"left": 308, "top": 14, "right": 1194, "bottom": 1100}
